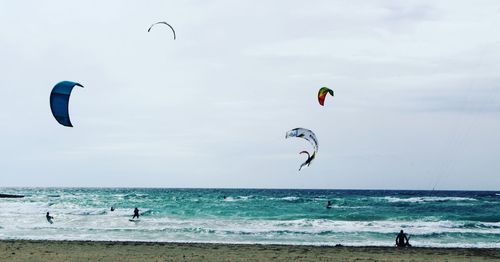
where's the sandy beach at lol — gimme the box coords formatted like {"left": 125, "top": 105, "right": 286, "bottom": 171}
{"left": 0, "top": 240, "right": 498, "bottom": 261}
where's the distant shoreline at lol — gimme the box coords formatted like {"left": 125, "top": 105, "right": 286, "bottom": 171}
{"left": 1, "top": 239, "right": 500, "bottom": 249}
{"left": 0, "top": 240, "right": 498, "bottom": 261}
{"left": 1, "top": 239, "right": 499, "bottom": 249}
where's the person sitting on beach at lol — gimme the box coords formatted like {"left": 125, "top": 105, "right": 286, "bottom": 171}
{"left": 395, "top": 230, "right": 410, "bottom": 247}
{"left": 132, "top": 207, "right": 140, "bottom": 219}
{"left": 326, "top": 201, "right": 332, "bottom": 209}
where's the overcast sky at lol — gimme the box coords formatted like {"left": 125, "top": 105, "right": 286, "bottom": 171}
{"left": 1, "top": 0, "right": 499, "bottom": 190}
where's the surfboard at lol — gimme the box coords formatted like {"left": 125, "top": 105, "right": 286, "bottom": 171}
{"left": 129, "top": 219, "right": 140, "bottom": 222}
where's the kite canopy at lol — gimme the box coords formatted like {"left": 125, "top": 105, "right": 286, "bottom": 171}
{"left": 50, "top": 81, "right": 83, "bottom": 127}
{"left": 286, "top": 128, "right": 319, "bottom": 171}
{"left": 318, "top": 87, "right": 334, "bottom": 106}
{"left": 148, "top": 21, "right": 176, "bottom": 40}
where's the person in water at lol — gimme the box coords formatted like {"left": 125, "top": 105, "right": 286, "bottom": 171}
{"left": 110, "top": 206, "right": 115, "bottom": 212}
{"left": 395, "top": 230, "right": 410, "bottom": 247}
{"left": 132, "top": 207, "right": 140, "bottom": 219}
{"left": 46, "top": 212, "right": 54, "bottom": 223}
{"left": 326, "top": 201, "right": 332, "bottom": 209}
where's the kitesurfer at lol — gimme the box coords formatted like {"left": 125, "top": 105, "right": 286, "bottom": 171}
{"left": 326, "top": 201, "right": 332, "bottom": 209}
{"left": 286, "top": 128, "right": 318, "bottom": 171}
{"left": 132, "top": 207, "right": 140, "bottom": 219}
{"left": 299, "top": 151, "right": 315, "bottom": 171}
{"left": 395, "top": 230, "right": 411, "bottom": 247}
{"left": 110, "top": 207, "right": 115, "bottom": 212}
{"left": 46, "top": 212, "right": 54, "bottom": 223}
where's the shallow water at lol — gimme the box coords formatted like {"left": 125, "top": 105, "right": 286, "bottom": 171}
{"left": 0, "top": 188, "right": 498, "bottom": 247}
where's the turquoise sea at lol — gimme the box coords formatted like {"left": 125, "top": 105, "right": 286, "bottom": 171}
{"left": 0, "top": 188, "right": 498, "bottom": 247}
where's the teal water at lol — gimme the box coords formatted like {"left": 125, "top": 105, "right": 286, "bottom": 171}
{"left": 0, "top": 188, "right": 498, "bottom": 247}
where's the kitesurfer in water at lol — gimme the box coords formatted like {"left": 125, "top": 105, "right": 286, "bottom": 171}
{"left": 132, "top": 207, "right": 140, "bottom": 219}
{"left": 326, "top": 201, "right": 332, "bottom": 209}
{"left": 395, "top": 230, "right": 410, "bottom": 247}
{"left": 110, "top": 207, "right": 115, "bottom": 212}
{"left": 46, "top": 212, "right": 54, "bottom": 223}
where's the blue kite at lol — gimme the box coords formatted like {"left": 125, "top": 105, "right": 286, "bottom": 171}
{"left": 49, "top": 81, "right": 83, "bottom": 127}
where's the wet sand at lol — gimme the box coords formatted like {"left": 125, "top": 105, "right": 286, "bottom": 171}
{"left": 0, "top": 240, "right": 499, "bottom": 261}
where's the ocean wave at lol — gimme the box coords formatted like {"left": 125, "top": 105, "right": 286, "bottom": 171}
{"left": 280, "top": 196, "right": 300, "bottom": 201}
{"left": 124, "top": 193, "right": 149, "bottom": 199}
{"left": 381, "top": 196, "right": 477, "bottom": 203}
{"left": 140, "top": 209, "right": 154, "bottom": 216}
{"left": 267, "top": 196, "right": 303, "bottom": 202}
{"left": 223, "top": 196, "right": 253, "bottom": 202}
{"left": 141, "top": 217, "right": 500, "bottom": 236}
{"left": 3, "top": 216, "right": 500, "bottom": 248}
{"left": 456, "top": 221, "right": 500, "bottom": 229}
{"left": 10, "top": 218, "right": 500, "bottom": 246}
{"left": 67, "top": 209, "right": 108, "bottom": 216}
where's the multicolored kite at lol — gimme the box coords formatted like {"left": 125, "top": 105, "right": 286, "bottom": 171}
{"left": 317, "top": 87, "right": 334, "bottom": 106}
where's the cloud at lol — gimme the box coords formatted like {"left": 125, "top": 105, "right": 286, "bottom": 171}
{"left": 0, "top": 0, "right": 499, "bottom": 189}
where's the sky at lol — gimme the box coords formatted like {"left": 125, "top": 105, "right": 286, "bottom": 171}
{"left": 0, "top": 0, "right": 499, "bottom": 190}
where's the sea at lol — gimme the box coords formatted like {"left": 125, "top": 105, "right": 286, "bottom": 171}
{"left": 0, "top": 188, "right": 498, "bottom": 248}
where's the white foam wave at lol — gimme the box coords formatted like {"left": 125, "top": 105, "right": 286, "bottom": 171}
{"left": 223, "top": 196, "right": 252, "bottom": 202}
{"left": 0, "top": 216, "right": 498, "bottom": 248}
{"left": 268, "top": 196, "right": 301, "bottom": 201}
{"left": 381, "top": 196, "right": 477, "bottom": 203}
{"left": 281, "top": 196, "right": 300, "bottom": 201}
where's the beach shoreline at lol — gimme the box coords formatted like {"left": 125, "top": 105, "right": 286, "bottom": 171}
{"left": 1, "top": 240, "right": 499, "bottom": 261}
